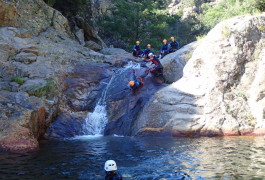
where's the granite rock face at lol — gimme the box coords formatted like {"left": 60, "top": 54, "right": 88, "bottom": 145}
{"left": 133, "top": 14, "right": 265, "bottom": 137}
{"left": 0, "top": 0, "right": 72, "bottom": 37}
{"left": 161, "top": 42, "right": 198, "bottom": 83}
{"left": 0, "top": 91, "right": 45, "bottom": 151}
{"left": 0, "top": 25, "right": 112, "bottom": 150}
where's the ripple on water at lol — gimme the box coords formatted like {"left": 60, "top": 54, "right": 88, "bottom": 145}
{"left": 0, "top": 136, "right": 265, "bottom": 179}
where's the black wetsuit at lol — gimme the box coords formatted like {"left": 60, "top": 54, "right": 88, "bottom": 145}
{"left": 145, "top": 56, "right": 163, "bottom": 74}
{"left": 169, "top": 40, "right": 180, "bottom": 53}
{"left": 105, "top": 171, "right": 123, "bottom": 180}
{"left": 130, "top": 71, "right": 149, "bottom": 90}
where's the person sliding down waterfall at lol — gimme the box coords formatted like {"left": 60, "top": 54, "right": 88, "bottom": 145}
{"left": 128, "top": 69, "right": 149, "bottom": 90}
{"left": 104, "top": 160, "right": 123, "bottom": 180}
{"left": 132, "top": 41, "right": 143, "bottom": 57}
{"left": 144, "top": 53, "right": 166, "bottom": 83}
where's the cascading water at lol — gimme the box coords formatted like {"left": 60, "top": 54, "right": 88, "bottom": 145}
{"left": 82, "top": 61, "right": 140, "bottom": 135}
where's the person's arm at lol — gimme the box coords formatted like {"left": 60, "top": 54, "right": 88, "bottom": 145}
{"left": 140, "top": 72, "right": 149, "bottom": 79}
{"left": 159, "top": 45, "right": 163, "bottom": 52}
{"left": 132, "top": 45, "right": 136, "bottom": 51}
{"left": 133, "top": 69, "right": 136, "bottom": 79}
{"left": 165, "top": 44, "right": 170, "bottom": 53}
{"left": 117, "top": 172, "right": 123, "bottom": 180}
{"left": 144, "top": 59, "right": 152, "bottom": 62}
{"left": 177, "top": 41, "right": 180, "bottom": 49}
{"left": 169, "top": 42, "right": 173, "bottom": 49}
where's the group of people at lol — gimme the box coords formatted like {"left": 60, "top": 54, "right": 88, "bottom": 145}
{"left": 132, "top": 36, "right": 180, "bottom": 59}
{"left": 128, "top": 52, "right": 164, "bottom": 90}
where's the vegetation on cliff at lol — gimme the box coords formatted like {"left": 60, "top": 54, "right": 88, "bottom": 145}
{"left": 199, "top": 0, "right": 264, "bottom": 29}
{"left": 44, "top": 0, "right": 264, "bottom": 52}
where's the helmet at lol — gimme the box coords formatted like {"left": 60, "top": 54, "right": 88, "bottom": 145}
{"left": 129, "top": 81, "right": 135, "bottom": 87}
{"left": 104, "top": 160, "right": 117, "bottom": 171}
{"left": 148, "top": 53, "right": 154, "bottom": 57}
{"left": 136, "top": 41, "right": 140, "bottom": 44}
{"left": 163, "top": 39, "right": 167, "bottom": 43}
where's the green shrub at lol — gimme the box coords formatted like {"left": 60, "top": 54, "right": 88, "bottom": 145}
{"left": 200, "top": 0, "right": 261, "bottom": 29}
{"left": 11, "top": 77, "right": 25, "bottom": 85}
{"left": 196, "top": 34, "right": 206, "bottom": 41}
{"left": 255, "top": 0, "right": 265, "bottom": 11}
{"left": 27, "top": 80, "right": 57, "bottom": 98}
{"left": 98, "top": 0, "right": 181, "bottom": 51}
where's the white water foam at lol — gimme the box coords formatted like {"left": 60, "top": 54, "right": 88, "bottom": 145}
{"left": 83, "top": 105, "right": 108, "bottom": 135}
{"left": 82, "top": 61, "right": 139, "bottom": 135}
{"left": 70, "top": 134, "right": 103, "bottom": 140}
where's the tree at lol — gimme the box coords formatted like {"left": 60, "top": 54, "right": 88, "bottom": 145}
{"left": 98, "top": 0, "right": 180, "bottom": 51}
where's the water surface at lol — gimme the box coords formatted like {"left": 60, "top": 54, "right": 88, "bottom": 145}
{"left": 0, "top": 136, "right": 265, "bottom": 179}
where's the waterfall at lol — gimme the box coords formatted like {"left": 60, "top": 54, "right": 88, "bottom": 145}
{"left": 82, "top": 61, "right": 140, "bottom": 135}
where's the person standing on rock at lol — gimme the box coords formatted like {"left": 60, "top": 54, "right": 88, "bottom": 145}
{"left": 104, "top": 160, "right": 123, "bottom": 180}
{"left": 132, "top": 41, "right": 143, "bottom": 57}
{"left": 129, "top": 69, "right": 149, "bottom": 90}
{"left": 143, "top": 44, "right": 154, "bottom": 59}
{"left": 169, "top": 36, "right": 180, "bottom": 53}
{"left": 159, "top": 39, "right": 170, "bottom": 58}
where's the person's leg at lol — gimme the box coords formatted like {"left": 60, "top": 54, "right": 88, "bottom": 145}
{"left": 140, "top": 72, "right": 149, "bottom": 79}
{"left": 161, "top": 52, "right": 166, "bottom": 59}
{"left": 138, "top": 50, "right": 143, "bottom": 57}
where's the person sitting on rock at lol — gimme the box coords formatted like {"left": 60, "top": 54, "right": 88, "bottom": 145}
{"left": 104, "top": 160, "right": 123, "bottom": 180}
{"left": 144, "top": 53, "right": 164, "bottom": 76}
{"left": 143, "top": 44, "right": 154, "bottom": 59}
{"left": 159, "top": 39, "right": 170, "bottom": 58}
{"left": 132, "top": 41, "right": 143, "bottom": 57}
{"left": 169, "top": 36, "right": 180, "bottom": 53}
{"left": 129, "top": 69, "right": 149, "bottom": 90}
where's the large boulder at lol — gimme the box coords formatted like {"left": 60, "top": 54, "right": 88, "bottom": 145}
{"left": 0, "top": 26, "right": 114, "bottom": 150}
{"left": 103, "top": 66, "right": 166, "bottom": 136}
{"left": 100, "top": 48, "right": 136, "bottom": 65}
{"left": 133, "top": 13, "right": 265, "bottom": 137}
{"left": 161, "top": 42, "right": 198, "bottom": 83}
{"left": 0, "top": 91, "right": 45, "bottom": 151}
{"left": 0, "top": 0, "right": 72, "bottom": 38}
{"left": 75, "top": 16, "right": 107, "bottom": 49}
{"left": 84, "top": 0, "right": 113, "bottom": 20}
{"left": 46, "top": 63, "right": 113, "bottom": 138}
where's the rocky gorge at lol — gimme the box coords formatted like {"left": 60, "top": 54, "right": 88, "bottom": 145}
{"left": 0, "top": 0, "right": 265, "bottom": 152}
{"left": 133, "top": 14, "right": 265, "bottom": 137}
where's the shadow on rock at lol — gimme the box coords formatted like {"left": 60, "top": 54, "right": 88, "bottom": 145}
{"left": 104, "top": 66, "right": 167, "bottom": 136}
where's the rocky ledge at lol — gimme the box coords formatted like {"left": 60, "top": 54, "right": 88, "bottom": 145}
{"left": 133, "top": 13, "right": 265, "bottom": 137}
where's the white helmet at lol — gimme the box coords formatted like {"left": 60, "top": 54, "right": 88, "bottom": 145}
{"left": 104, "top": 160, "right": 117, "bottom": 171}
{"left": 148, "top": 53, "right": 154, "bottom": 57}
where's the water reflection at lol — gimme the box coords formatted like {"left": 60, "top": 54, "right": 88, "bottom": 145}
{"left": 185, "top": 137, "right": 265, "bottom": 179}
{"left": 0, "top": 136, "right": 264, "bottom": 179}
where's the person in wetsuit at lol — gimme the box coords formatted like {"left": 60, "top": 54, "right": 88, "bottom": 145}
{"left": 159, "top": 39, "right": 170, "bottom": 58}
{"left": 169, "top": 36, "right": 180, "bottom": 53}
{"left": 105, "top": 160, "right": 123, "bottom": 180}
{"left": 144, "top": 53, "right": 164, "bottom": 75}
{"left": 143, "top": 44, "right": 154, "bottom": 59}
{"left": 132, "top": 41, "right": 143, "bottom": 57}
{"left": 128, "top": 69, "right": 149, "bottom": 90}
